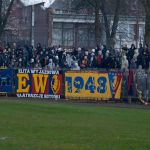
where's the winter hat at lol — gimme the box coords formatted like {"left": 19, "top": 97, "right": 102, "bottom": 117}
{"left": 98, "top": 51, "right": 102, "bottom": 55}
{"left": 55, "top": 56, "right": 59, "bottom": 60}
{"left": 78, "top": 47, "right": 81, "bottom": 52}
{"left": 92, "top": 49, "right": 95, "bottom": 53}
{"left": 85, "top": 51, "right": 88, "bottom": 56}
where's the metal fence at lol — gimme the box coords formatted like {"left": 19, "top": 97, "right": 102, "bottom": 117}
{"left": 0, "top": 68, "right": 150, "bottom": 105}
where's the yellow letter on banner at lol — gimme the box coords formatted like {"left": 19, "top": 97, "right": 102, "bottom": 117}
{"left": 32, "top": 74, "right": 48, "bottom": 93}
{"left": 17, "top": 74, "right": 30, "bottom": 93}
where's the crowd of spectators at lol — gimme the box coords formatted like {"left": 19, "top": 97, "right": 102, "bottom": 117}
{"left": 0, "top": 42, "right": 150, "bottom": 71}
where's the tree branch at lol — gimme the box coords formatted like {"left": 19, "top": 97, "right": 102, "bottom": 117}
{"left": 110, "top": 0, "right": 121, "bottom": 38}
{"left": 1, "top": 0, "right": 15, "bottom": 30}
{"left": 100, "top": 0, "right": 111, "bottom": 38}
{"left": 0, "top": 0, "right": 2, "bottom": 25}
{"left": 86, "top": 0, "right": 95, "bottom": 7}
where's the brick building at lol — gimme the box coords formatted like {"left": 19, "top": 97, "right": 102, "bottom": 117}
{"left": 49, "top": 0, "right": 145, "bottom": 49}
{"left": 0, "top": 0, "right": 146, "bottom": 49}
{"left": 1, "top": 0, "right": 49, "bottom": 47}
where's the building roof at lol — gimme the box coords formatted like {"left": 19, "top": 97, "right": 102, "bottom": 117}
{"left": 20, "top": 0, "right": 52, "bottom": 7}
{"left": 50, "top": 0, "right": 71, "bottom": 10}
{"left": 50, "top": 0, "right": 145, "bottom": 16}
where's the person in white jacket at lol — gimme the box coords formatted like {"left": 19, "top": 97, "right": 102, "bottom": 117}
{"left": 71, "top": 62, "right": 80, "bottom": 71}
{"left": 48, "top": 59, "right": 55, "bottom": 70}
{"left": 121, "top": 55, "right": 129, "bottom": 71}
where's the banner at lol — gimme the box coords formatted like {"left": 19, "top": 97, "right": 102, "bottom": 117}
{"left": 0, "top": 69, "right": 14, "bottom": 93}
{"left": 65, "top": 71, "right": 123, "bottom": 100}
{"left": 16, "top": 69, "right": 62, "bottom": 99}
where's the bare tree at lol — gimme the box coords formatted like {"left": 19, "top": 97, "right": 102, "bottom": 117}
{"left": 100, "top": 0, "right": 121, "bottom": 50}
{"left": 140, "top": 0, "right": 150, "bottom": 45}
{"left": 72, "top": 0, "right": 122, "bottom": 50}
{"left": 94, "top": 0, "right": 101, "bottom": 46}
{"left": 72, "top": 0, "right": 102, "bottom": 46}
{"left": 0, "top": 0, "right": 15, "bottom": 37}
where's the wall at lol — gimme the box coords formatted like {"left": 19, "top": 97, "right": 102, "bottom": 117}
{"left": 1, "top": 0, "right": 49, "bottom": 47}
{"left": 51, "top": 11, "right": 145, "bottom": 49}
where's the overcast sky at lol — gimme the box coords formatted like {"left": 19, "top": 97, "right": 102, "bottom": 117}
{"left": 20, "top": 0, "right": 55, "bottom": 7}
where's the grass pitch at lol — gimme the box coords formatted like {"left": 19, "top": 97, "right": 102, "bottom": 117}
{"left": 0, "top": 100, "right": 149, "bottom": 150}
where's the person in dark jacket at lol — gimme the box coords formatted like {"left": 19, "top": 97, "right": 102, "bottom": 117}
{"left": 143, "top": 44, "right": 150, "bottom": 69}
{"left": 138, "top": 43, "right": 144, "bottom": 55}
{"left": 102, "top": 45, "right": 107, "bottom": 59}
{"left": 127, "top": 44, "right": 136, "bottom": 67}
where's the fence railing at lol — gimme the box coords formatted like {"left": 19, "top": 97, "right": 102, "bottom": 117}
{"left": 0, "top": 68, "right": 150, "bottom": 105}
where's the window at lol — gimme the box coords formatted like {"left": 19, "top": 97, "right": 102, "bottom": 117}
{"left": 63, "top": 23, "right": 74, "bottom": 47}
{"left": 89, "top": 28, "right": 95, "bottom": 47}
{"left": 52, "top": 23, "right": 74, "bottom": 47}
{"left": 128, "top": 24, "right": 135, "bottom": 40}
{"left": 77, "top": 27, "right": 88, "bottom": 47}
{"left": 52, "top": 23, "right": 63, "bottom": 46}
{"left": 52, "top": 28, "right": 62, "bottom": 46}
{"left": 63, "top": 29, "right": 74, "bottom": 46}
{"left": 139, "top": 24, "right": 144, "bottom": 42}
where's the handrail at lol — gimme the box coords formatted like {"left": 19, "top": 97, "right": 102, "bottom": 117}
{"left": 133, "top": 71, "right": 150, "bottom": 106}
{"left": 0, "top": 68, "right": 150, "bottom": 105}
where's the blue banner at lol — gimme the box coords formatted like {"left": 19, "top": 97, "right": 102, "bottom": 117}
{"left": 0, "top": 69, "right": 14, "bottom": 93}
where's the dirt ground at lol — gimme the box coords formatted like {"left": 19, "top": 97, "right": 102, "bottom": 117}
{"left": 0, "top": 96, "right": 149, "bottom": 110}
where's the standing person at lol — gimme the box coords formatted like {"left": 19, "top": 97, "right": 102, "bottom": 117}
{"left": 138, "top": 43, "right": 144, "bottom": 55}
{"left": 143, "top": 44, "right": 150, "bottom": 69}
{"left": 122, "top": 43, "right": 128, "bottom": 54}
{"left": 102, "top": 45, "right": 107, "bottom": 59}
{"left": 89, "top": 49, "right": 96, "bottom": 68}
{"left": 121, "top": 55, "right": 129, "bottom": 71}
{"left": 96, "top": 51, "right": 103, "bottom": 68}
{"left": 36, "top": 43, "right": 42, "bottom": 55}
{"left": 57, "top": 47, "right": 63, "bottom": 66}
{"left": 72, "top": 47, "right": 78, "bottom": 57}
{"left": 66, "top": 54, "right": 73, "bottom": 68}
{"left": 12, "top": 42, "right": 17, "bottom": 50}
{"left": 127, "top": 70, "right": 134, "bottom": 104}
{"left": 80, "top": 56, "right": 89, "bottom": 69}
{"left": 29, "top": 58, "right": 35, "bottom": 68}
{"left": 137, "top": 43, "right": 144, "bottom": 68}
{"left": 71, "top": 62, "right": 80, "bottom": 71}
{"left": 102, "top": 50, "right": 112, "bottom": 69}
{"left": 0, "top": 41, "right": 3, "bottom": 53}
{"left": 48, "top": 59, "right": 55, "bottom": 70}
{"left": 76, "top": 47, "right": 83, "bottom": 63}
{"left": 127, "top": 44, "right": 136, "bottom": 67}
